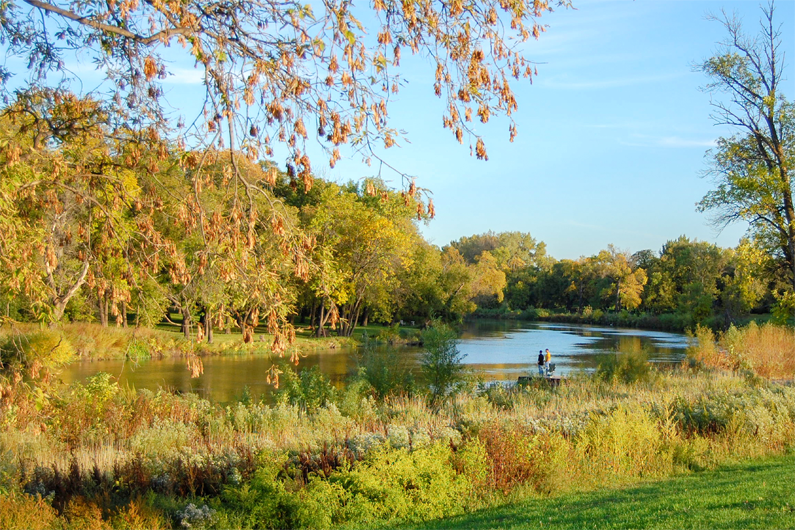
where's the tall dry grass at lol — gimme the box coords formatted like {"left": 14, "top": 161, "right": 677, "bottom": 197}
{"left": 689, "top": 322, "right": 795, "bottom": 380}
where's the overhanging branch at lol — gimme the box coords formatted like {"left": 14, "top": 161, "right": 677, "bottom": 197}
{"left": 22, "top": 0, "right": 190, "bottom": 45}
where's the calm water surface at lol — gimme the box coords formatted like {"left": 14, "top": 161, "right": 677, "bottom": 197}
{"left": 59, "top": 321, "right": 688, "bottom": 402}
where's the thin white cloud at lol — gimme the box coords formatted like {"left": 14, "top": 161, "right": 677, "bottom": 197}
{"left": 657, "top": 136, "right": 716, "bottom": 148}
{"left": 584, "top": 120, "right": 657, "bottom": 130}
{"left": 619, "top": 134, "right": 716, "bottom": 148}
{"left": 164, "top": 67, "right": 205, "bottom": 85}
{"left": 523, "top": 0, "right": 654, "bottom": 57}
{"left": 540, "top": 71, "right": 686, "bottom": 90}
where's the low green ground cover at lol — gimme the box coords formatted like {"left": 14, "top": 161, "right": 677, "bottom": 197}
{"left": 391, "top": 453, "right": 795, "bottom": 530}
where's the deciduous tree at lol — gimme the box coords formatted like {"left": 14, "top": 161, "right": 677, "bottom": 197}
{"left": 698, "top": 1, "right": 795, "bottom": 293}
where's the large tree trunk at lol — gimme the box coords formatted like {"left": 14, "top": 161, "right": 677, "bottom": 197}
{"left": 52, "top": 300, "right": 68, "bottom": 324}
{"left": 350, "top": 302, "right": 362, "bottom": 337}
{"left": 338, "top": 303, "right": 349, "bottom": 337}
{"left": 309, "top": 300, "right": 317, "bottom": 328}
{"left": 181, "top": 304, "right": 191, "bottom": 339}
{"left": 205, "top": 306, "right": 214, "bottom": 344}
{"left": 316, "top": 302, "right": 326, "bottom": 337}
{"left": 48, "top": 258, "right": 90, "bottom": 323}
{"left": 99, "top": 295, "right": 109, "bottom": 327}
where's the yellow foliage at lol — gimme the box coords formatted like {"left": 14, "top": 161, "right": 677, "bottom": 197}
{"left": 0, "top": 492, "right": 59, "bottom": 530}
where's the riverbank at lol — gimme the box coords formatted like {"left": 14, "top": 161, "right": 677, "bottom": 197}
{"left": 472, "top": 307, "right": 777, "bottom": 333}
{"left": 1, "top": 369, "right": 793, "bottom": 529}
{"left": 0, "top": 321, "right": 361, "bottom": 366}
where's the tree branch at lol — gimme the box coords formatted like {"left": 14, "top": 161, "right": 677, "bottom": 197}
{"left": 22, "top": 0, "right": 190, "bottom": 45}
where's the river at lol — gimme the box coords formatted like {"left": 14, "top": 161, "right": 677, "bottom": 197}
{"left": 58, "top": 321, "right": 689, "bottom": 402}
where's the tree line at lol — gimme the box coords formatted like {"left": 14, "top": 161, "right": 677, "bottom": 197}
{"left": 0, "top": 93, "right": 787, "bottom": 345}
{"left": 0, "top": 96, "right": 504, "bottom": 346}
{"left": 0, "top": 1, "right": 792, "bottom": 345}
{"left": 454, "top": 232, "right": 791, "bottom": 329}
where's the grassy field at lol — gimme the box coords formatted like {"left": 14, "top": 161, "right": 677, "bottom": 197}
{"left": 391, "top": 453, "right": 795, "bottom": 530}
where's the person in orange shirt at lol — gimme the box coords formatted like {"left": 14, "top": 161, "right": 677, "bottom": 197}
{"left": 544, "top": 348, "right": 551, "bottom": 376}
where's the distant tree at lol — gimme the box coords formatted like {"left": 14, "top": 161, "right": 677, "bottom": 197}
{"left": 639, "top": 237, "right": 728, "bottom": 322}
{"left": 0, "top": 91, "right": 159, "bottom": 323}
{"left": 698, "top": 2, "right": 795, "bottom": 293}
{"left": 450, "top": 231, "right": 546, "bottom": 270}
{"left": 591, "top": 245, "right": 647, "bottom": 312}
{"left": 719, "top": 239, "right": 769, "bottom": 322}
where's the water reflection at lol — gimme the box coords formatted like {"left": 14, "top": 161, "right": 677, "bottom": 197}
{"left": 59, "top": 321, "right": 688, "bottom": 402}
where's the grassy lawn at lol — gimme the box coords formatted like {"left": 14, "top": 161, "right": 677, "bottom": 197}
{"left": 392, "top": 454, "right": 795, "bottom": 530}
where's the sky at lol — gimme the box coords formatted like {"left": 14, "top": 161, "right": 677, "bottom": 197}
{"left": 9, "top": 0, "right": 794, "bottom": 260}
{"left": 312, "top": 0, "right": 795, "bottom": 259}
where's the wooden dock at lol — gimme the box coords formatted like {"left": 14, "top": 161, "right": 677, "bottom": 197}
{"left": 517, "top": 375, "right": 563, "bottom": 387}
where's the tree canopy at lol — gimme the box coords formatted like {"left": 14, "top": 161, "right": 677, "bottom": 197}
{"left": 1, "top": 0, "right": 568, "bottom": 180}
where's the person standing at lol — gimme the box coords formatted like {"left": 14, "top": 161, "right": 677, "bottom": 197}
{"left": 537, "top": 350, "right": 545, "bottom": 376}
{"left": 544, "top": 348, "right": 551, "bottom": 376}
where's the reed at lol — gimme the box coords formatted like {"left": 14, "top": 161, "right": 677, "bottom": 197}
{"left": 688, "top": 322, "right": 795, "bottom": 380}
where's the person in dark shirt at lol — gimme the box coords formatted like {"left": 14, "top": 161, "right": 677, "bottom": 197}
{"left": 537, "top": 350, "right": 545, "bottom": 376}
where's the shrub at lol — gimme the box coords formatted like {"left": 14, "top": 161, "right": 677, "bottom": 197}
{"left": 0, "top": 491, "right": 60, "bottom": 530}
{"left": 355, "top": 344, "right": 415, "bottom": 399}
{"left": 477, "top": 424, "right": 540, "bottom": 494}
{"left": 327, "top": 442, "right": 470, "bottom": 525}
{"left": 577, "top": 406, "right": 665, "bottom": 479}
{"left": 420, "top": 324, "right": 466, "bottom": 403}
{"left": 220, "top": 452, "right": 301, "bottom": 529}
{"left": 275, "top": 365, "right": 337, "bottom": 411}
{"left": 375, "top": 323, "right": 401, "bottom": 344}
{"left": 596, "top": 349, "right": 652, "bottom": 384}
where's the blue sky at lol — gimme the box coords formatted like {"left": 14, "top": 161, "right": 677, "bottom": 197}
{"left": 314, "top": 0, "right": 795, "bottom": 259}
{"left": 11, "top": 0, "right": 793, "bottom": 260}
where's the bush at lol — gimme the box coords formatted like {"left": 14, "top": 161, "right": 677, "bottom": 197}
{"left": 577, "top": 406, "right": 665, "bottom": 478}
{"left": 327, "top": 442, "right": 471, "bottom": 525}
{"left": 220, "top": 452, "right": 302, "bottom": 529}
{"left": 355, "top": 344, "right": 415, "bottom": 399}
{"left": 375, "top": 323, "right": 401, "bottom": 345}
{"left": 275, "top": 365, "right": 337, "bottom": 411}
{"left": 420, "top": 324, "right": 465, "bottom": 403}
{"left": 0, "top": 492, "right": 60, "bottom": 530}
{"left": 477, "top": 424, "right": 563, "bottom": 494}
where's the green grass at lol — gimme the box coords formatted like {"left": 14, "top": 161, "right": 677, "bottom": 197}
{"left": 390, "top": 454, "right": 795, "bottom": 530}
